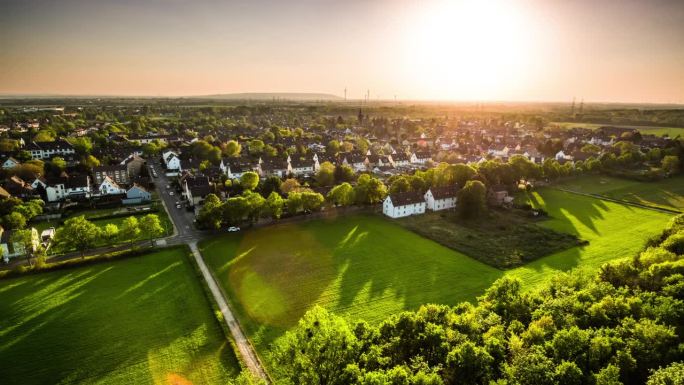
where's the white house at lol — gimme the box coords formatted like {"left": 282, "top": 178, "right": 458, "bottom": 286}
{"left": 288, "top": 158, "right": 315, "bottom": 177}
{"left": 97, "top": 176, "right": 126, "bottom": 196}
{"left": 410, "top": 151, "right": 433, "bottom": 164}
{"left": 390, "top": 153, "right": 410, "bottom": 167}
{"left": 424, "top": 186, "right": 458, "bottom": 211}
{"left": 163, "top": 151, "right": 182, "bottom": 171}
{"left": 1, "top": 157, "right": 20, "bottom": 170}
{"left": 26, "top": 138, "right": 76, "bottom": 160}
{"left": 45, "top": 175, "right": 91, "bottom": 202}
{"left": 382, "top": 192, "right": 426, "bottom": 218}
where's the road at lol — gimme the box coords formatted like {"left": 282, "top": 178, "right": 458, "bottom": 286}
{"left": 150, "top": 162, "right": 271, "bottom": 382}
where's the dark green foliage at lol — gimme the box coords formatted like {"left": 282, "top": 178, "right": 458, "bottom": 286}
{"left": 274, "top": 230, "right": 684, "bottom": 385}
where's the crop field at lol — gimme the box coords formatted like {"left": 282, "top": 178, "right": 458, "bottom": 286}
{"left": 554, "top": 175, "right": 684, "bottom": 211}
{"left": 200, "top": 193, "right": 672, "bottom": 366}
{"left": 551, "top": 121, "right": 684, "bottom": 137}
{"left": 0, "top": 247, "right": 240, "bottom": 385}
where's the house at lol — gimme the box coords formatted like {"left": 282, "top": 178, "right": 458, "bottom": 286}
{"left": 45, "top": 175, "right": 91, "bottom": 202}
{"left": 93, "top": 164, "right": 130, "bottom": 186}
{"left": 488, "top": 185, "right": 513, "bottom": 206}
{"left": 288, "top": 158, "right": 315, "bottom": 177}
{"left": 342, "top": 153, "right": 367, "bottom": 172}
{"left": 97, "top": 176, "right": 126, "bottom": 196}
{"left": 120, "top": 154, "right": 146, "bottom": 178}
{"left": 410, "top": 151, "right": 433, "bottom": 164}
{"left": 183, "top": 175, "right": 213, "bottom": 207}
{"left": 0, "top": 227, "right": 40, "bottom": 263}
{"left": 1, "top": 157, "right": 20, "bottom": 169}
{"left": 390, "top": 153, "right": 410, "bottom": 167}
{"left": 382, "top": 191, "right": 426, "bottom": 218}
{"left": 424, "top": 186, "right": 458, "bottom": 211}
{"left": 258, "top": 157, "right": 289, "bottom": 178}
{"left": 3, "top": 176, "right": 34, "bottom": 199}
{"left": 123, "top": 184, "right": 152, "bottom": 204}
{"left": 26, "top": 138, "right": 76, "bottom": 160}
{"left": 162, "top": 150, "right": 182, "bottom": 172}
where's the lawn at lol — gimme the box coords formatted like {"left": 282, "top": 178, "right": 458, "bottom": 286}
{"left": 397, "top": 210, "right": 584, "bottom": 268}
{"left": 200, "top": 193, "right": 672, "bottom": 369}
{"left": 553, "top": 175, "right": 684, "bottom": 211}
{"left": 0, "top": 247, "right": 241, "bottom": 385}
{"left": 551, "top": 122, "right": 684, "bottom": 137}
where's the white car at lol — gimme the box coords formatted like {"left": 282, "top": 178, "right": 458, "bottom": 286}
{"left": 176, "top": 204, "right": 182, "bottom": 209}
{"left": 169, "top": 191, "right": 174, "bottom": 196}
{"left": 227, "top": 226, "right": 240, "bottom": 232}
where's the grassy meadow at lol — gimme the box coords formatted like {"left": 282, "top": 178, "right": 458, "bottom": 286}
{"left": 0, "top": 247, "right": 240, "bottom": 385}
{"left": 551, "top": 121, "right": 684, "bottom": 137}
{"left": 200, "top": 190, "right": 672, "bottom": 367}
{"left": 553, "top": 175, "right": 684, "bottom": 211}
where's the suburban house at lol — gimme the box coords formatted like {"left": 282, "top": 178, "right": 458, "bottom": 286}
{"left": 45, "top": 175, "right": 91, "bottom": 202}
{"left": 390, "top": 153, "right": 410, "bottom": 167}
{"left": 410, "top": 151, "right": 433, "bottom": 164}
{"left": 0, "top": 226, "right": 40, "bottom": 263}
{"left": 258, "top": 157, "right": 288, "bottom": 178}
{"left": 120, "top": 154, "right": 146, "bottom": 177}
{"left": 26, "top": 138, "right": 76, "bottom": 160}
{"left": 93, "top": 164, "right": 130, "bottom": 186}
{"left": 1, "top": 157, "right": 20, "bottom": 169}
{"left": 289, "top": 158, "right": 315, "bottom": 177}
{"left": 3, "top": 176, "right": 34, "bottom": 199}
{"left": 424, "top": 186, "right": 458, "bottom": 211}
{"left": 382, "top": 191, "right": 427, "bottom": 218}
{"left": 123, "top": 184, "right": 152, "bottom": 204}
{"left": 183, "top": 175, "right": 213, "bottom": 207}
{"left": 162, "top": 150, "right": 182, "bottom": 172}
{"left": 97, "top": 176, "right": 127, "bottom": 196}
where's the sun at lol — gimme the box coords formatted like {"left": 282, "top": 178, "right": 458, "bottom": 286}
{"left": 402, "top": 0, "right": 536, "bottom": 100}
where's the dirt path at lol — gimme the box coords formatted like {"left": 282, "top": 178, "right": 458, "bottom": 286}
{"left": 188, "top": 241, "right": 270, "bottom": 382}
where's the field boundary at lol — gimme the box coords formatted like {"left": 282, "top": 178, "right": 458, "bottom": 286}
{"left": 550, "top": 187, "right": 682, "bottom": 214}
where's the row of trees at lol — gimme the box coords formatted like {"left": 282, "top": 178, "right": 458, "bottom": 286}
{"left": 54, "top": 214, "right": 165, "bottom": 257}
{"left": 273, "top": 215, "right": 684, "bottom": 385}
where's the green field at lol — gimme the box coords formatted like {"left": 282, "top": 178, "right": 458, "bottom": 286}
{"left": 200, "top": 192, "right": 672, "bottom": 367}
{"left": 551, "top": 121, "right": 684, "bottom": 137}
{"left": 554, "top": 175, "right": 684, "bottom": 211}
{"left": 0, "top": 247, "right": 240, "bottom": 385}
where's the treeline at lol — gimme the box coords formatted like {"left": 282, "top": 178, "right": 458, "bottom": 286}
{"left": 272, "top": 215, "right": 684, "bottom": 385}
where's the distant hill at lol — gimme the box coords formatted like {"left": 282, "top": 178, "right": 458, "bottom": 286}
{"left": 194, "top": 92, "right": 342, "bottom": 101}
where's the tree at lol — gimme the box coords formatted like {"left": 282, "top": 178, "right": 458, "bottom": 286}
{"left": 301, "top": 191, "right": 325, "bottom": 212}
{"left": 286, "top": 192, "right": 303, "bottom": 215}
{"left": 57, "top": 216, "right": 100, "bottom": 258}
{"left": 139, "top": 214, "right": 165, "bottom": 246}
{"left": 101, "top": 223, "right": 119, "bottom": 243}
{"left": 457, "top": 180, "right": 487, "bottom": 219}
{"left": 223, "top": 140, "right": 242, "bottom": 157}
{"left": 260, "top": 176, "right": 282, "bottom": 196}
{"left": 83, "top": 154, "right": 101, "bottom": 169}
{"left": 389, "top": 176, "right": 411, "bottom": 194}
{"left": 316, "top": 161, "right": 336, "bottom": 186}
{"left": 11, "top": 229, "right": 37, "bottom": 266}
{"left": 248, "top": 139, "right": 265, "bottom": 154}
{"left": 273, "top": 306, "right": 359, "bottom": 385}
{"left": 334, "top": 164, "right": 355, "bottom": 183}
{"left": 198, "top": 193, "right": 223, "bottom": 230}
{"left": 50, "top": 157, "right": 67, "bottom": 171}
{"left": 3, "top": 212, "right": 26, "bottom": 230}
{"left": 223, "top": 196, "right": 250, "bottom": 224}
{"left": 243, "top": 190, "right": 266, "bottom": 222}
{"left": 240, "top": 171, "right": 260, "bottom": 191}
{"left": 327, "top": 183, "right": 355, "bottom": 207}
{"left": 281, "top": 178, "right": 301, "bottom": 194}
{"left": 354, "top": 174, "right": 387, "bottom": 204}
{"left": 662, "top": 155, "right": 680, "bottom": 174}
{"left": 68, "top": 137, "right": 93, "bottom": 155}
{"left": 119, "top": 216, "right": 141, "bottom": 249}
{"left": 266, "top": 192, "right": 284, "bottom": 219}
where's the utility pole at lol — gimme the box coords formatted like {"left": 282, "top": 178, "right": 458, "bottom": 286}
{"left": 579, "top": 98, "right": 584, "bottom": 115}
{"left": 344, "top": 87, "right": 347, "bottom": 101}
{"left": 571, "top": 97, "right": 576, "bottom": 116}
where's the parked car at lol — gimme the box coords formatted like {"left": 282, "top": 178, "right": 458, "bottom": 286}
{"left": 228, "top": 226, "right": 240, "bottom": 232}
{"left": 176, "top": 204, "right": 182, "bottom": 209}
{"left": 169, "top": 191, "right": 174, "bottom": 196}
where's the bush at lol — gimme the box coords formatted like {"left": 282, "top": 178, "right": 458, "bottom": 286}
{"left": 661, "top": 230, "right": 684, "bottom": 255}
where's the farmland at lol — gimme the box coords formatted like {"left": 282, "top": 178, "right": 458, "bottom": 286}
{"left": 553, "top": 175, "right": 684, "bottom": 211}
{"left": 551, "top": 121, "right": 684, "bottom": 137}
{"left": 0, "top": 247, "right": 240, "bottom": 385}
{"left": 200, "top": 191, "right": 672, "bottom": 367}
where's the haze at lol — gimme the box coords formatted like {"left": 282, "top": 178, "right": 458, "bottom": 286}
{"left": 1, "top": 0, "right": 683, "bottom": 103}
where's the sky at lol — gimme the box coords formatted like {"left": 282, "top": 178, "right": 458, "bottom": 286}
{"left": 1, "top": 0, "right": 683, "bottom": 103}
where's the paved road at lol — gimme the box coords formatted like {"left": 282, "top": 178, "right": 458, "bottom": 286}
{"left": 151, "top": 162, "right": 270, "bottom": 382}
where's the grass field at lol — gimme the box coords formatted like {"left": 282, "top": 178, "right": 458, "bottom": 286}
{"left": 0, "top": 247, "right": 241, "bottom": 385}
{"left": 398, "top": 210, "right": 583, "bottom": 268}
{"left": 554, "top": 175, "right": 684, "bottom": 211}
{"left": 200, "top": 193, "right": 672, "bottom": 367}
{"left": 551, "top": 122, "right": 684, "bottom": 137}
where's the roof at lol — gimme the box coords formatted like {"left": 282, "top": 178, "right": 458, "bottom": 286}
{"left": 429, "top": 186, "right": 459, "bottom": 200}
{"left": 389, "top": 191, "right": 425, "bottom": 206}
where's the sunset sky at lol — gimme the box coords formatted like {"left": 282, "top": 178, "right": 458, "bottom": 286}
{"left": 1, "top": 0, "right": 683, "bottom": 103}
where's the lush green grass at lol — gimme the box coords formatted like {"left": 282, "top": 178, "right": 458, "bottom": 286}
{"left": 200, "top": 195, "right": 672, "bottom": 367}
{"left": 0, "top": 247, "right": 241, "bottom": 385}
{"left": 551, "top": 122, "right": 684, "bottom": 137}
{"left": 554, "top": 175, "right": 684, "bottom": 211}
{"left": 397, "top": 210, "right": 584, "bottom": 268}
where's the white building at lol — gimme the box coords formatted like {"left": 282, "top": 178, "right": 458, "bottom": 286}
{"left": 1, "top": 157, "right": 20, "bottom": 170}
{"left": 424, "top": 186, "right": 458, "bottom": 211}
{"left": 1, "top": 227, "right": 40, "bottom": 263}
{"left": 289, "top": 158, "right": 315, "bottom": 177}
{"left": 382, "top": 192, "right": 426, "bottom": 218}
{"left": 26, "top": 138, "right": 76, "bottom": 160}
{"left": 45, "top": 175, "right": 91, "bottom": 202}
{"left": 97, "top": 176, "right": 126, "bottom": 196}
{"left": 163, "top": 151, "right": 182, "bottom": 171}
